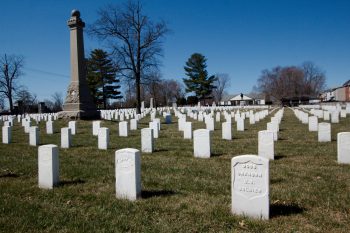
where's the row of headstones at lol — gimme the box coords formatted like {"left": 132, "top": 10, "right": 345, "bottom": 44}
{"left": 299, "top": 103, "right": 350, "bottom": 114}
{"left": 176, "top": 108, "right": 268, "bottom": 139}
{"left": 292, "top": 108, "right": 350, "bottom": 163}
{"left": 293, "top": 108, "right": 345, "bottom": 142}
{"left": 37, "top": 143, "right": 270, "bottom": 219}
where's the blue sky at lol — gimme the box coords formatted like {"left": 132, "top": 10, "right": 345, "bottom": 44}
{"left": 1, "top": 0, "right": 350, "bottom": 101}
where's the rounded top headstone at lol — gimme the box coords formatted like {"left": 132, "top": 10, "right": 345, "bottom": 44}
{"left": 71, "top": 9, "right": 80, "bottom": 17}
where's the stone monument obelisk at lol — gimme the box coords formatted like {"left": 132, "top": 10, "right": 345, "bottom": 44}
{"left": 59, "top": 10, "right": 99, "bottom": 119}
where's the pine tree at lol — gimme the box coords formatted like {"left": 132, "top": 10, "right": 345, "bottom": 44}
{"left": 87, "top": 49, "right": 122, "bottom": 109}
{"left": 183, "top": 53, "right": 216, "bottom": 100}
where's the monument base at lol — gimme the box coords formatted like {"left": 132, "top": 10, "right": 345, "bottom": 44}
{"left": 58, "top": 110, "right": 100, "bottom": 120}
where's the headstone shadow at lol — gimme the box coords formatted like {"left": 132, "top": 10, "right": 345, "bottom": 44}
{"left": 154, "top": 148, "right": 169, "bottom": 152}
{"left": 141, "top": 190, "right": 177, "bottom": 199}
{"left": 58, "top": 178, "right": 86, "bottom": 187}
{"left": 274, "top": 154, "right": 286, "bottom": 160}
{"left": 270, "top": 202, "right": 305, "bottom": 218}
{"left": 0, "top": 172, "right": 19, "bottom": 178}
{"left": 211, "top": 152, "right": 223, "bottom": 157}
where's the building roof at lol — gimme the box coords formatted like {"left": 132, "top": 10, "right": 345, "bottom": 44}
{"left": 343, "top": 79, "right": 350, "bottom": 87}
{"left": 230, "top": 94, "right": 253, "bottom": 101}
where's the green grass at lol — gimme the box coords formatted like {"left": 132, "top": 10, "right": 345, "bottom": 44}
{"left": 1, "top": 108, "right": 350, "bottom": 232}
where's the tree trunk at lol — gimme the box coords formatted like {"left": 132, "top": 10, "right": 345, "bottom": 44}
{"left": 9, "top": 93, "right": 13, "bottom": 113}
{"left": 136, "top": 73, "right": 141, "bottom": 114}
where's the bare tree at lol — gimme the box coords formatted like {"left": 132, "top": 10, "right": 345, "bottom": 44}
{"left": 301, "top": 61, "right": 326, "bottom": 96}
{"left": 89, "top": 0, "right": 169, "bottom": 113}
{"left": 212, "top": 73, "right": 230, "bottom": 102}
{"left": 257, "top": 62, "right": 326, "bottom": 103}
{"left": 51, "top": 92, "right": 63, "bottom": 112}
{"left": 0, "top": 54, "right": 24, "bottom": 112}
{"left": 15, "top": 88, "right": 38, "bottom": 113}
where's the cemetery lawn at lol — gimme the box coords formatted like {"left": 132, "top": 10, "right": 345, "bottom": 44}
{"left": 1, "top": 108, "right": 350, "bottom": 233}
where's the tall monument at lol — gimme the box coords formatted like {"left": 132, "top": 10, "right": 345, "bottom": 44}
{"left": 59, "top": 10, "right": 99, "bottom": 119}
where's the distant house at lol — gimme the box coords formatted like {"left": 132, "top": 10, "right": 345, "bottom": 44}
{"left": 230, "top": 94, "right": 253, "bottom": 106}
{"left": 320, "top": 80, "right": 350, "bottom": 102}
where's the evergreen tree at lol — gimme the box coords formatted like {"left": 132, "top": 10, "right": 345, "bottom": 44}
{"left": 87, "top": 49, "right": 122, "bottom": 109}
{"left": 183, "top": 53, "right": 216, "bottom": 100}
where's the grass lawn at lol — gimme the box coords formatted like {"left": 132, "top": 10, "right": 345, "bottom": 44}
{"left": 0, "top": 108, "right": 350, "bottom": 232}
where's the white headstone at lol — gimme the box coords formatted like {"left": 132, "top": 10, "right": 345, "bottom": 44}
{"left": 2, "top": 126, "right": 11, "bottom": 144}
{"left": 98, "top": 127, "right": 109, "bottom": 150}
{"left": 61, "top": 127, "right": 71, "bottom": 148}
{"left": 222, "top": 122, "right": 232, "bottom": 140}
{"left": 231, "top": 155, "right": 269, "bottom": 220}
{"left": 92, "top": 121, "right": 101, "bottom": 136}
{"left": 258, "top": 131, "right": 274, "bottom": 160}
{"left": 68, "top": 121, "right": 76, "bottom": 135}
{"left": 323, "top": 111, "right": 330, "bottom": 121}
{"left": 115, "top": 148, "right": 141, "bottom": 201}
{"left": 141, "top": 128, "right": 154, "bottom": 153}
{"left": 38, "top": 144, "right": 59, "bottom": 189}
{"left": 119, "top": 121, "right": 129, "bottom": 137}
{"left": 46, "top": 121, "right": 54, "bottom": 134}
{"left": 149, "top": 121, "right": 159, "bottom": 138}
{"left": 29, "top": 126, "right": 39, "bottom": 146}
{"left": 308, "top": 116, "right": 318, "bottom": 132}
{"left": 337, "top": 132, "right": 350, "bottom": 164}
{"left": 130, "top": 119, "right": 137, "bottom": 130}
{"left": 318, "top": 122, "right": 331, "bottom": 142}
{"left": 206, "top": 117, "right": 215, "bottom": 131}
{"left": 193, "top": 129, "right": 211, "bottom": 158}
{"left": 184, "top": 122, "right": 192, "bottom": 139}
{"left": 237, "top": 118, "right": 245, "bottom": 131}
{"left": 331, "top": 111, "right": 339, "bottom": 123}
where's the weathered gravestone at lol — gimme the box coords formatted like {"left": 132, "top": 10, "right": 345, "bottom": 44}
{"left": 222, "top": 122, "right": 232, "bottom": 140}
{"left": 68, "top": 121, "right": 77, "bottom": 135}
{"left": 308, "top": 116, "right": 318, "bottom": 132}
{"left": 38, "top": 144, "right": 59, "bottom": 189}
{"left": 92, "top": 121, "right": 101, "bottom": 136}
{"left": 184, "top": 122, "right": 192, "bottom": 139}
{"left": 193, "top": 129, "right": 211, "bottom": 158}
{"left": 130, "top": 119, "right": 137, "bottom": 130}
{"left": 318, "top": 122, "right": 331, "bottom": 142}
{"left": 337, "top": 132, "right": 350, "bottom": 164}
{"left": 206, "top": 117, "right": 215, "bottom": 131}
{"left": 141, "top": 128, "right": 154, "bottom": 153}
{"left": 231, "top": 155, "right": 269, "bottom": 220}
{"left": 149, "top": 121, "right": 159, "bottom": 138}
{"left": 119, "top": 121, "right": 129, "bottom": 137}
{"left": 98, "top": 127, "right": 109, "bottom": 150}
{"left": 258, "top": 130, "right": 274, "bottom": 160}
{"left": 29, "top": 126, "right": 39, "bottom": 146}
{"left": 61, "top": 127, "right": 72, "bottom": 148}
{"left": 46, "top": 121, "right": 54, "bottom": 134}
{"left": 237, "top": 118, "right": 245, "bottom": 131}
{"left": 115, "top": 148, "right": 141, "bottom": 201}
{"left": 331, "top": 111, "right": 339, "bottom": 123}
{"left": 165, "top": 114, "right": 172, "bottom": 124}
{"left": 2, "top": 126, "right": 11, "bottom": 144}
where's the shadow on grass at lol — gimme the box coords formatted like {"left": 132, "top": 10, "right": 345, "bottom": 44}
{"left": 154, "top": 148, "right": 169, "bottom": 153}
{"left": 0, "top": 172, "right": 20, "bottom": 178}
{"left": 141, "top": 190, "right": 177, "bottom": 199}
{"left": 270, "top": 202, "right": 305, "bottom": 218}
{"left": 270, "top": 178, "right": 284, "bottom": 184}
{"left": 274, "top": 154, "right": 286, "bottom": 160}
{"left": 277, "top": 138, "right": 287, "bottom": 141}
{"left": 211, "top": 152, "right": 223, "bottom": 157}
{"left": 58, "top": 179, "right": 86, "bottom": 187}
